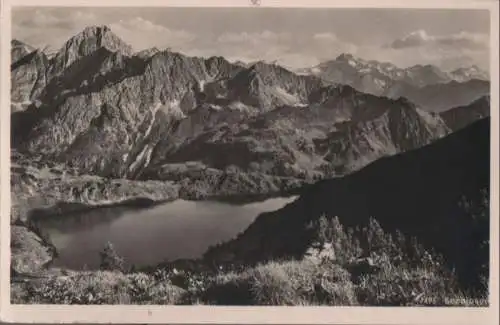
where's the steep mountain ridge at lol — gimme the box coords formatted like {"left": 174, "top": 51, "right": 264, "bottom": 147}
{"left": 10, "top": 26, "right": 135, "bottom": 113}
{"left": 320, "top": 98, "right": 449, "bottom": 173}
{"left": 12, "top": 27, "right": 324, "bottom": 179}
{"left": 224, "top": 61, "right": 326, "bottom": 110}
{"left": 11, "top": 29, "right": 255, "bottom": 177}
{"left": 144, "top": 86, "right": 449, "bottom": 181}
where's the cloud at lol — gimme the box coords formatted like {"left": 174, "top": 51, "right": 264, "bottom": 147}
{"left": 112, "top": 17, "right": 170, "bottom": 32}
{"left": 12, "top": 9, "right": 99, "bottom": 51}
{"left": 109, "top": 17, "right": 196, "bottom": 51}
{"left": 217, "top": 31, "right": 290, "bottom": 44}
{"left": 313, "top": 33, "right": 338, "bottom": 42}
{"left": 11, "top": 8, "right": 490, "bottom": 72}
{"left": 375, "top": 29, "right": 490, "bottom": 70}
{"left": 354, "top": 41, "right": 489, "bottom": 72}
{"left": 13, "top": 10, "right": 196, "bottom": 53}
{"left": 209, "top": 30, "right": 359, "bottom": 69}
{"left": 388, "top": 29, "right": 489, "bottom": 50}
{"left": 15, "top": 9, "right": 96, "bottom": 29}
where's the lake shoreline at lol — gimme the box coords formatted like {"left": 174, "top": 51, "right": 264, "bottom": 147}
{"left": 23, "top": 192, "right": 299, "bottom": 273}
{"left": 27, "top": 188, "right": 303, "bottom": 224}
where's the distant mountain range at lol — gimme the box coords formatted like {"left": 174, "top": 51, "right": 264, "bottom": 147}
{"left": 296, "top": 53, "right": 489, "bottom": 111}
{"left": 10, "top": 25, "right": 490, "bottom": 190}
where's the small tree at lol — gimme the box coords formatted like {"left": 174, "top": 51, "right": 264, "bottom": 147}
{"left": 99, "top": 241, "right": 125, "bottom": 272}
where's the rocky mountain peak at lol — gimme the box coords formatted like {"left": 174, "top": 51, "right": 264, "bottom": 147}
{"left": 204, "top": 55, "right": 240, "bottom": 78}
{"left": 248, "top": 60, "right": 273, "bottom": 73}
{"left": 450, "top": 65, "right": 489, "bottom": 82}
{"left": 50, "top": 25, "right": 133, "bottom": 75}
{"left": 335, "top": 53, "right": 356, "bottom": 62}
{"left": 410, "top": 64, "right": 446, "bottom": 75}
{"left": 70, "top": 25, "right": 132, "bottom": 55}
{"left": 135, "top": 47, "right": 160, "bottom": 59}
{"left": 403, "top": 63, "right": 451, "bottom": 87}
{"left": 206, "top": 55, "right": 226, "bottom": 64}
{"left": 11, "top": 39, "right": 36, "bottom": 64}
{"left": 12, "top": 39, "right": 28, "bottom": 47}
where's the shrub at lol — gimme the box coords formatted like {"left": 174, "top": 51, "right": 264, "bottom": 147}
{"left": 23, "top": 271, "right": 129, "bottom": 304}
{"left": 305, "top": 214, "right": 486, "bottom": 306}
{"left": 355, "top": 263, "right": 485, "bottom": 306}
{"left": 99, "top": 241, "right": 125, "bottom": 272}
{"left": 18, "top": 270, "right": 186, "bottom": 305}
{"left": 309, "top": 215, "right": 363, "bottom": 263}
{"left": 202, "top": 259, "right": 357, "bottom": 306}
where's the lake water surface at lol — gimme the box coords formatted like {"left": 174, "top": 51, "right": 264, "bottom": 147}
{"left": 37, "top": 197, "right": 297, "bottom": 270}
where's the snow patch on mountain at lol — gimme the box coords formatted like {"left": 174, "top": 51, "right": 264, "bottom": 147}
{"left": 273, "top": 87, "right": 303, "bottom": 106}
{"left": 159, "top": 100, "right": 186, "bottom": 119}
{"left": 129, "top": 145, "right": 154, "bottom": 172}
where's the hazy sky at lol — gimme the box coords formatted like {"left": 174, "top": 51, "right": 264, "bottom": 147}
{"left": 12, "top": 7, "right": 491, "bottom": 70}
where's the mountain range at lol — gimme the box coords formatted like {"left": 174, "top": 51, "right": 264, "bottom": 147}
{"left": 297, "top": 53, "right": 489, "bottom": 111}
{"left": 11, "top": 25, "right": 490, "bottom": 195}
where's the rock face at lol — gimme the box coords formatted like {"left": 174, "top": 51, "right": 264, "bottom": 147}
{"left": 11, "top": 26, "right": 488, "bottom": 191}
{"left": 205, "top": 118, "right": 490, "bottom": 288}
{"left": 11, "top": 50, "right": 50, "bottom": 112}
{"left": 146, "top": 86, "right": 449, "bottom": 181}
{"left": 49, "top": 25, "right": 134, "bottom": 75}
{"left": 11, "top": 226, "right": 54, "bottom": 273}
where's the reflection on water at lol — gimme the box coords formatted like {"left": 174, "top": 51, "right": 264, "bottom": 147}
{"left": 36, "top": 197, "right": 297, "bottom": 270}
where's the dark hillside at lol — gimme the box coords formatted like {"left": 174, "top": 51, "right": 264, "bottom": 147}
{"left": 206, "top": 118, "right": 490, "bottom": 289}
